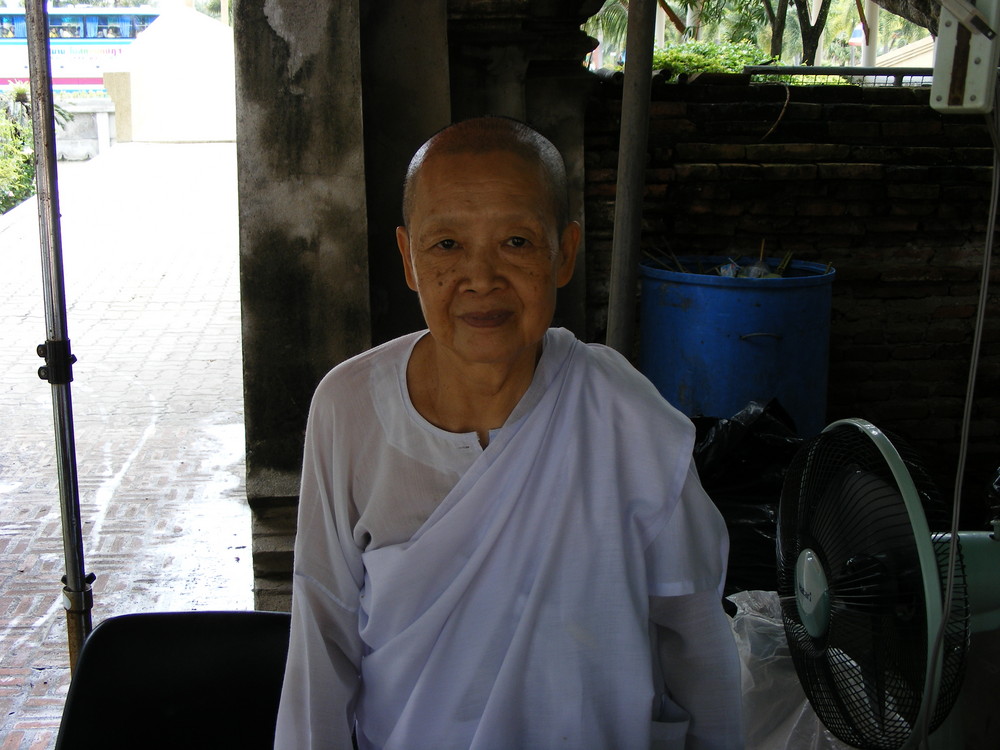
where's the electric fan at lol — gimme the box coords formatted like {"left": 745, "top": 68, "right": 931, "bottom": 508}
{"left": 777, "top": 418, "right": 1000, "bottom": 749}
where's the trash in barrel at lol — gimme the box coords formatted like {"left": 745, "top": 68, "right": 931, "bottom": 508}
{"left": 638, "top": 255, "right": 836, "bottom": 437}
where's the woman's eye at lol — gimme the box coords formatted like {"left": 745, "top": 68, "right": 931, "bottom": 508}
{"left": 507, "top": 236, "right": 528, "bottom": 248}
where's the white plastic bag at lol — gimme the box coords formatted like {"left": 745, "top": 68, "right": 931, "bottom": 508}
{"left": 729, "top": 590, "right": 852, "bottom": 750}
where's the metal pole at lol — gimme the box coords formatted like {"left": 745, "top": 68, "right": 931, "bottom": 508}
{"left": 605, "top": 0, "right": 656, "bottom": 355}
{"left": 24, "top": 0, "right": 94, "bottom": 671}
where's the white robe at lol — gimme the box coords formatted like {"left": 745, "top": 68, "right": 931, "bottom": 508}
{"left": 275, "top": 328, "right": 741, "bottom": 750}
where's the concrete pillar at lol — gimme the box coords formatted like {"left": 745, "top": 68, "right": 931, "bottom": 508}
{"left": 361, "top": 0, "right": 451, "bottom": 345}
{"left": 448, "top": 3, "right": 599, "bottom": 337}
{"left": 685, "top": 2, "right": 701, "bottom": 40}
{"left": 810, "top": 0, "right": 825, "bottom": 65}
{"left": 234, "top": 0, "right": 371, "bottom": 609}
{"left": 103, "top": 72, "right": 132, "bottom": 142}
{"left": 861, "top": 0, "right": 880, "bottom": 67}
{"left": 488, "top": 45, "right": 530, "bottom": 120}
{"left": 526, "top": 70, "right": 594, "bottom": 335}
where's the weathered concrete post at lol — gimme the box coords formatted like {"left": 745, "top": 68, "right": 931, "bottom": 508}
{"left": 234, "top": 0, "right": 371, "bottom": 609}
{"left": 361, "top": 0, "right": 451, "bottom": 345}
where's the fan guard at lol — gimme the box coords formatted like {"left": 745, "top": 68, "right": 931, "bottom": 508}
{"left": 777, "top": 419, "right": 970, "bottom": 750}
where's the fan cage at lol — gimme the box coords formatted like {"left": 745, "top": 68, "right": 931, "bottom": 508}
{"left": 886, "top": 431, "right": 970, "bottom": 730}
{"left": 777, "top": 422, "right": 970, "bottom": 750}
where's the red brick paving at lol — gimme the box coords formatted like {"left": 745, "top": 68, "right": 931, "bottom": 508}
{"left": 0, "top": 143, "right": 253, "bottom": 748}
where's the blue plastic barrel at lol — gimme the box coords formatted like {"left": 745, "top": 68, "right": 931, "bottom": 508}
{"left": 638, "top": 257, "right": 835, "bottom": 437}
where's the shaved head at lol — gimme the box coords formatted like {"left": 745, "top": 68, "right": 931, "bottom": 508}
{"left": 402, "top": 116, "right": 570, "bottom": 231}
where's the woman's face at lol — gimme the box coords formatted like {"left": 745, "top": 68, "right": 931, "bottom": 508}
{"left": 397, "top": 149, "right": 579, "bottom": 374}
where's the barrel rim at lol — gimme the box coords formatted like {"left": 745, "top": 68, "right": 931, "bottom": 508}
{"left": 639, "top": 256, "right": 835, "bottom": 288}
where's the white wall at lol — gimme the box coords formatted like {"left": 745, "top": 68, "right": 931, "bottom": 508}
{"left": 104, "top": 6, "right": 236, "bottom": 142}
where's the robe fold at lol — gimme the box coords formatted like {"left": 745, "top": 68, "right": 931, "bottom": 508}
{"left": 276, "top": 328, "right": 731, "bottom": 750}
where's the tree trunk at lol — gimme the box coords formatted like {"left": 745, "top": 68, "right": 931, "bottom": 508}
{"left": 658, "top": 0, "right": 686, "bottom": 35}
{"left": 764, "top": 0, "right": 789, "bottom": 58}
{"left": 873, "top": 0, "right": 938, "bottom": 34}
{"left": 793, "top": 0, "right": 832, "bottom": 64}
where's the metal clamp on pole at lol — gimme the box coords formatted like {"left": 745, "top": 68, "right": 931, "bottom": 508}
{"left": 61, "top": 572, "right": 96, "bottom": 613}
{"left": 37, "top": 340, "right": 77, "bottom": 384}
{"left": 62, "top": 573, "right": 95, "bottom": 669}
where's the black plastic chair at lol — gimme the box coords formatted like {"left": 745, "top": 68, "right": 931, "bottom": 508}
{"left": 54, "top": 610, "right": 291, "bottom": 750}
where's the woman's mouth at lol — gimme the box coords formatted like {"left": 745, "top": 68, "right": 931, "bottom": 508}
{"left": 459, "top": 310, "right": 512, "bottom": 328}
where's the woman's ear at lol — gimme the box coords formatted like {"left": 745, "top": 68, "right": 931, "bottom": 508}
{"left": 397, "top": 226, "right": 418, "bottom": 292}
{"left": 555, "top": 221, "right": 581, "bottom": 288}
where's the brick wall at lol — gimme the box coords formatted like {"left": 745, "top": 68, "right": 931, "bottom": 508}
{"left": 584, "top": 79, "right": 999, "bottom": 521}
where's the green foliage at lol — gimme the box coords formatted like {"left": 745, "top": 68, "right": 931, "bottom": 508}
{"left": 652, "top": 40, "right": 774, "bottom": 76}
{"left": 822, "top": 0, "right": 930, "bottom": 65}
{"left": 584, "top": 0, "right": 628, "bottom": 69}
{"left": 661, "top": 0, "right": 926, "bottom": 66}
{"left": 680, "top": 0, "right": 770, "bottom": 44}
{"left": 1, "top": 84, "right": 35, "bottom": 215}
{"left": 196, "top": 0, "right": 222, "bottom": 20}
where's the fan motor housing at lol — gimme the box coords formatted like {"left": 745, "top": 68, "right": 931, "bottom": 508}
{"left": 795, "top": 548, "right": 831, "bottom": 638}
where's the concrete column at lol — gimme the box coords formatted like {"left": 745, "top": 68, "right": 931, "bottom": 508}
{"left": 448, "top": 3, "right": 599, "bottom": 337}
{"left": 361, "top": 0, "right": 451, "bottom": 345}
{"left": 487, "top": 45, "right": 529, "bottom": 120}
{"left": 861, "top": 0, "right": 880, "bottom": 67}
{"left": 810, "top": 0, "right": 825, "bottom": 65}
{"left": 234, "top": 0, "right": 371, "bottom": 609}
{"left": 684, "top": 2, "right": 701, "bottom": 40}
{"left": 526, "top": 69, "right": 594, "bottom": 336}
{"left": 103, "top": 72, "right": 131, "bottom": 142}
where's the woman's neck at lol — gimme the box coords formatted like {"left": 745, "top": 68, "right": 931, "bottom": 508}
{"left": 406, "top": 335, "right": 540, "bottom": 447}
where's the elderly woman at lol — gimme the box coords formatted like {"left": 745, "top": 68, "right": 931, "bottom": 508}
{"left": 275, "top": 117, "right": 743, "bottom": 749}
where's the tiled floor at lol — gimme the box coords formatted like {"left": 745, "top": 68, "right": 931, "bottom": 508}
{"left": 0, "top": 142, "right": 253, "bottom": 748}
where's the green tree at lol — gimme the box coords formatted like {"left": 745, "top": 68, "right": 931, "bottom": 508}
{"left": 0, "top": 83, "right": 35, "bottom": 215}
{"left": 792, "top": 0, "right": 833, "bottom": 64}
{"left": 762, "top": 0, "right": 790, "bottom": 56}
{"left": 674, "top": 0, "right": 801, "bottom": 58}
{"left": 584, "top": 0, "right": 628, "bottom": 68}
{"left": 682, "top": 0, "right": 768, "bottom": 43}
{"left": 822, "top": 0, "right": 930, "bottom": 64}
{"left": 584, "top": 0, "right": 927, "bottom": 68}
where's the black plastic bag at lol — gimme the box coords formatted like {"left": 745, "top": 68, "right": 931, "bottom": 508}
{"left": 693, "top": 399, "right": 802, "bottom": 595}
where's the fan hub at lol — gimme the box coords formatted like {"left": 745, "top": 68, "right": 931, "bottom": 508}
{"left": 795, "top": 548, "right": 831, "bottom": 638}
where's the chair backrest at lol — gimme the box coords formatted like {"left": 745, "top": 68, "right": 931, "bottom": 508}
{"left": 55, "top": 610, "right": 291, "bottom": 750}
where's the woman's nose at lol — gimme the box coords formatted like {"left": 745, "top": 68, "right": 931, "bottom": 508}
{"left": 459, "top": 246, "right": 503, "bottom": 292}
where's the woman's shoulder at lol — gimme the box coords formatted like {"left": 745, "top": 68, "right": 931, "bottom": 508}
{"left": 558, "top": 330, "right": 692, "bottom": 430}
{"left": 312, "top": 331, "right": 423, "bottom": 406}
{"left": 567, "top": 333, "right": 655, "bottom": 389}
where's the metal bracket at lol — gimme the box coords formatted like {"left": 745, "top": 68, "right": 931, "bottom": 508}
{"left": 931, "top": 0, "right": 1000, "bottom": 113}
{"left": 61, "top": 572, "right": 96, "bottom": 613}
{"left": 37, "top": 339, "right": 77, "bottom": 384}
{"left": 939, "top": 0, "right": 997, "bottom": 39}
